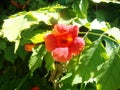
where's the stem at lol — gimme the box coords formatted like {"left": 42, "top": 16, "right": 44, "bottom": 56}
{"left": 80, "top": 82, "right": 84, "bottom": 90}
{"left": 14, "top": 72, "right": 30, "bottom": 90}
{"left": 79, "top": 32, "right": 118, "bottom": 43}
{"left": 49, "top": 63, "right": 67, "bottom": 90}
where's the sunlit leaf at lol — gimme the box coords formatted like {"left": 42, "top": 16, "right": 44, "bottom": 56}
{"left": 31, "top": 11, "right": 59, "bottom": 25}
{"left": 95, "top": 45, "right": 120, "bottom": 90}
{"left": 90, "top": 19, "right": 110, "bottom": 31}
{"left": 28, "top": 44, "right": 46, "bottom": 74}
{"left": 106, "top": 27, "right": 120, "bottom": 43}
{"left": 92, "top": 0, "right": 120, "bottom": 4}
{"left": 1, "top": 5, "right": 62, "bottom": 42}
{"left": 37, "top": 4, "right": 66, "bottom": 12}
{"left": 77, "top": 38, "right": 108, "bottom": 81}
{"left": 2, "top": 14, "right": 38, "bottom": 42}
{"left": 30, "top": 33, "right": 45, "bottom": 44}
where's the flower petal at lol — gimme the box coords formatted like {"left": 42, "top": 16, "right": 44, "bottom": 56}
{"left": 52, "top": 47, "right": 72, "bottom": 62}
{"left": 44, "top": 33, "right": 57, "bottom": 52}
{"left": 68, "top": 25, "right": 79, "bottom": 38}
{"left": 70, "top": 37, "right": 85, "bottom": 55}
{"left": 54, "top": 24, "right": 69, "bottom": 35}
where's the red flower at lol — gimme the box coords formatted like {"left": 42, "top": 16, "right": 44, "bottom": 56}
{"left": 31, "top": 86, "right": 40, "bottom": 90}
{"left": 44, "top": 24, "right": 85, "bottom": 62}
{"left": 24, "top": 43, "right": 36, "bottom": 52}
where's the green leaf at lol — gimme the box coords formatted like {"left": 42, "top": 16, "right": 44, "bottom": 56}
{"left": 95, "top": 9, "right": 106, "bottom": 21}
{"left": 59, "top": 57, "right": 82, "bottom": 87}
{"left": 103, "top": 38, "right": 118, "bottom": 57}
{"left": 79, "top": 0, "right": 89, "bottom": 18}
{"left": 95, "top": 45, "right": 120, "bottom": 90}
{"left": 4, "top": 44, "right": 16, "bottom": 64}
{"left": 106, "top": 27, "right": 120, "bottom": 43}
{"left": 59, "top": 73, "right": 73, "bottom": 83}
{"left": 28, "top": 44, "right": 46, "bottom": 74}
{"left": 16, "top": 45, "right": 27, "bottom": 60}
{"left": 59, "top": 73, "right": 79, "bottom": 90}
{"left": 29, "top": 11, "right": 59, "bottom": 25}
{"left": 0, "top": 38, "right": 6, "bottom": 50}
{"left": 77, "top": 38, "right": 108, "bottom": 81}
{"left": 30, "top": 33, "right": 45, "bottom": 44}
{"left": 72, "top": 0, "right": 89, "bottom": 18}
{"left": 90, "top": 19, "right": 110, "bottom": 31}
{"left": 92, "top": 0, "right": 120, "bottom": 4}
{"left": 59, "top": 8, "right": 76, "bottom": 20}
{"left": 21, "top": 30, "right": 50, "bottom": 45}
{"left": 37, "top": 4, "right": 66, "bottom": 12}
{"left": 21, "top": 30, "right": 43, "bottom": 45}
{"left": 0, "top": 31, "right": 3, "bottom": 37}
{"left": 59, "top": 84, "right": 78, "bottom": 90}
{"left": 1, "top": 5, "right": 61, "bottom": 53}
{"left": 44, "top": 52, "right": 55, "bottom": 71}
{"left": 1, "top": 5, "right": 62, "bottom": 42}
{"left": 72, "top": 1, "right": 84, "bottom": 18}
{"left": 2, "top": 14, "right": 38, "bottom": 42}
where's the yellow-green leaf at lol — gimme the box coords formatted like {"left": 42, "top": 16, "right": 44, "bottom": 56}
{"left": 30, "top": 33, "right": 45, "bottom": 44}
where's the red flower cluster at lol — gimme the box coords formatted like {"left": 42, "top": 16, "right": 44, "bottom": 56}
{"left": 44, "top": 24, "right": 85, "bottom": 62}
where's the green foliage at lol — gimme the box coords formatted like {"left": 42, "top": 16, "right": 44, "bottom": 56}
{"left": 44, "top": 52, "right": 55, "bottom": 71}
{"left": 72, "top": 0, "right": 89, "bottom": 18}
{"left": 1, "top": 9, "right": 60, "bottom": 42}
{"left": 95, "top": 45, "right": 120, "bottom": 90}
{"left": 28, "top": 44, "right": 46, "bottom": 75}
{"left": 77, "top": 38, "right": 107, "bottom": 81}
{"left": 0, "top": 0, "right": 120, "bottom": 90}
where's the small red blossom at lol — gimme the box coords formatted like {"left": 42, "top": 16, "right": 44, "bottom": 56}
{"left": 31, "top": 86, "right": 40, "bottom": 90}
{"left": 24, "top": 43, "right": 36, "bottom": 52}
{"left": 44, "top": 24, "right": 85, "bottom": 62}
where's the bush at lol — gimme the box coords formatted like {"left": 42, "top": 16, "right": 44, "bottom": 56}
{"left": 0, "top": 0, "right": 120, "bottom": 90}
